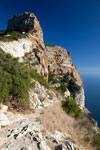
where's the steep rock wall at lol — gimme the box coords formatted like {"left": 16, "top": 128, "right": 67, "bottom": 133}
{"left": 46, "top": 45, "right": 85, "bottom": 108}
{"left": 0, "top": 12, "right": 48, "bottom": 79}
{"left": 0, "top": 12, "right": 85, "bottom": 108}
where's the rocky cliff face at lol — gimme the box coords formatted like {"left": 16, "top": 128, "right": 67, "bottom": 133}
{"left": 0, "top": 12, "right": 99, "bottom": 150}
{"left": 0, "top": 12, "right": 48, "bottom": 79}
{"left": 46, "top": 45, "right": 85, "bottom": 108}
{"left": 0, "top": 12, "right": 85, "bottom": 107}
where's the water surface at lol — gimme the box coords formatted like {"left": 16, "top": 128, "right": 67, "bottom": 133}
{"left": 82, "top": 75, "right": 100, "bottom": 126}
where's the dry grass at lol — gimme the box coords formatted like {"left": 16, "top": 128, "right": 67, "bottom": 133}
{"left": 39, "top": 101, "right": 94, "bottom": 150}
{"left": 6, "top": 98, "right": 32, "bottom": 114}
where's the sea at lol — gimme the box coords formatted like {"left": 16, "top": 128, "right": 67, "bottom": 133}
{"left": 82, "top": 75, "right": 100, "bottom": 127}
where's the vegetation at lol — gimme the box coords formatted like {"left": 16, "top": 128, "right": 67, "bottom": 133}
{"left": 92, "top": 134, "right": 100, "bottom": 149}
{"left": 0, "top": 48, "right": 53, "bottom": 110}
{"left": 0, "top": 30, "right": 27, "bottom": 42}
{"left": 56, "top": 83, "right": 67, "bottom": 95}
{"left": 48, "top": 73, "right": 60, "bottom": 84}
{"left": 48, "top": 73, "right": 67, "bottom": 94}
{"left": 30, "top": 69, "right": 49, "bottom": 89}
{"left": 45, "top": 44, "right": 56, "bottom": 46}
{"left": 62, "top": 97, "right": 82, "bottom": 118}
{"left": 0, "top": 48, "right": 31, "bottom": 106}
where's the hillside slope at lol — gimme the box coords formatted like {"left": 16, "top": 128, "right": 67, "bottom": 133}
{"left": 0, "top": 12, "right": 99, "bottom": 150}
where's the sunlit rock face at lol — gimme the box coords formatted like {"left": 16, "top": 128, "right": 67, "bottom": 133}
{"left": 0, "top": 38, "right": 33, "bottom": 57}
{"left": 46, "top": 45, "right": 85, "bottom": 108}
{"left": 0, "top": 12, "right": 85, "bottom": 107}
{"left": 0, "top": 12, "right": 48, "bottom": 79}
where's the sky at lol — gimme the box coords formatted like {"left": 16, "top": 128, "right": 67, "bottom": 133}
{"left": 0, "top": 0, "right": 100, "bottom": 75}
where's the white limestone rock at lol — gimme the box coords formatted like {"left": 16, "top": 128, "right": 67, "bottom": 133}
{"left": 0, "top": 38, "right": 33, "bottom": 58}
{"left": 0, "top": 113, "right": 10, "bottom": 127}
{"left": 74, "top": 87, "right": 85, "bottom": 109}
{"left": 53, "top": 131, "right": 71, "bottom": 143}
{"left": 38, "top": 141, "right": 51, "bottom": 150}
{"left": 0, "top": 104, "right": 8, "bottom": 113}
{"left": 64, "top": 90, "right": 70, "bottom": 98}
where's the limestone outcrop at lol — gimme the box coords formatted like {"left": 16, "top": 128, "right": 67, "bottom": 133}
{"left": 46, "top": 45, "right": 85, "bottom": 108}
{"left": 0, "top": 110, "right": 81, "bottom": 150}
{"left": 0, "top": 12, "right": 48, "bottom": 79}
{"left": 0, "top": 12, "right": 85, "bottom": 107}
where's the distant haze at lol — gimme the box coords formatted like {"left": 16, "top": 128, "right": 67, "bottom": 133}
{"left": 79, "top": 67, "right": 100, "bottom": 76}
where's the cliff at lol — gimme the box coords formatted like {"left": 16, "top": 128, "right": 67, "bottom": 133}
{"left": 0, "top": 12, "right": 98, "bottom": 150}
{"left": 0, "top": 12, "right": 48, "bottom": 79}
{"left": 0, "top": 12, "right": 85, "bottom": 108}
{"left": 46, "top": 45, "right": 85, "bottom": 108}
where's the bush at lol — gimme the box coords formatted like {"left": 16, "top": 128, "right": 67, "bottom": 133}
{"left": 0, "top": 31, "right": 27, "bottom": 42}
{"left": 62, "top": 97, "right": 82, "bottom": 118}
{"left": 48, "top": 73, "right": 60, "bottom": 84}
{"left": 56, "top": 83, "right": 67, "bottom": 94}
{"left": 0, "top": 48, "right": 31, "bottom": 104}
{"left": 92, "top": 134, "right": 100, "bottom": 149}
{"left": 48, "top": 73, "right": 67, "bottom": 94}
{"left": 30, "top": 69, "right": 49, "bottom": 89}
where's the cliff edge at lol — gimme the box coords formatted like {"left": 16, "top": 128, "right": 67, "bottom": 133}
{"left": 0, "top": 12, "right": 98, "bottom": 150}
{"left": 46, "top": 45, "right": 85, "bottom": 108}
{"left": 0, "top": 12, "right": 85, "bottom": 108}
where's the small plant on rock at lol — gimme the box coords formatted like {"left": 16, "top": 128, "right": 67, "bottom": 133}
{"left": 62, "top": 97, "right": 82, "bottom": 118}
{"left": 92, "top": 134, "right": 100, "bottom": 149}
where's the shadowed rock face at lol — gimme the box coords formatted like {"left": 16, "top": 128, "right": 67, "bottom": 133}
{"left": 46, "top": 45, "right": 85, "bottom": 108}
{"left": 7, "top": 12, "right": 35, "bottom": 33}
{"left": 7, "top": 12, "right": 44, "bottom": 48}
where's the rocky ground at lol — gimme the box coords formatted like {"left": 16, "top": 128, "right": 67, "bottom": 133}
{"left": 0, "top": 103, "right": 80, "bottom": 150}
{"left": 0, "top": 92, "right": 94, "bottom": 150}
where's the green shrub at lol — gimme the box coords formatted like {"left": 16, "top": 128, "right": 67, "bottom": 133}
{"left": 30, "top": 69, "right": 49, "bottom": 89}
{"left": 0, "top": 48, "right": 31, "bottom": 104}
{"left": 92, "top": 134, "right": 100, "bottom": 149}
{"left": 56, "top": 83, "right": 67, "bottom": 94}
{"left": 48, "top": 73, "right": 60, "bottom": 84}
{"left": 0, "top": 31, "right": 27, "bottom": 42}
{"left": 48, "top": 73, "right": 67, "bottom": 94}
{"left": 30, "top": 82, "right": 35, "bottom": 88}
{"left": 62, "top": 97, "right": 82, "bottom": 118}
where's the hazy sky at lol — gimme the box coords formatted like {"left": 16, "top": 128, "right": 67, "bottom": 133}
{"left": 0, "top": 0, "right": 100, "bottom": 75}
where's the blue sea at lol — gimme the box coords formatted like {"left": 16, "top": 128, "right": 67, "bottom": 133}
{"left": 82, "top": 75, "right": 100, "bottom": 127}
